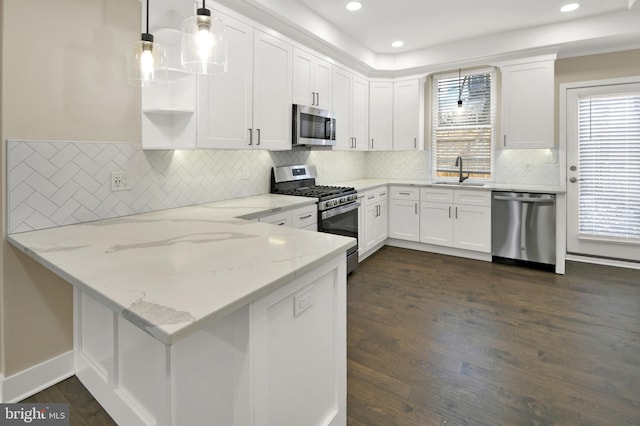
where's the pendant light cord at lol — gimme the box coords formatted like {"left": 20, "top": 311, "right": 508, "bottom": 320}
{"left": 146, "top": 0, "right": 150, "bottom": 34}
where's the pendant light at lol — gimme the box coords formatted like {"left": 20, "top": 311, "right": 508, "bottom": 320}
{"left": 181, "top": 0, "right": 228, "bottom": 74}
{"left": 127, "top": 0, "right": 167, "bottom": 87}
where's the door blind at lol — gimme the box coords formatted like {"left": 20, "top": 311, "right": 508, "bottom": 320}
{"left": 578, "top": 93, "right": 640, "bottom": 242}
{"left": 432, "top": 69, "right": 495, "bottom": 179}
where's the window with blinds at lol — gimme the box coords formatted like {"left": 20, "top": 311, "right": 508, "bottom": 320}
{"left": 432, "top": 69, "right": 496, "bottom": 180}
{"left": 578, "top": 93, "right": 640, "bottom": 242}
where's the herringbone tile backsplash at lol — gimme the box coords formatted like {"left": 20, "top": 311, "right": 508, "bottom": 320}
{"left": 7, "top": 141, "right": 559, "bottom": 233}
{"left": 7, "top": 140, "right": 366, "bottom": 233}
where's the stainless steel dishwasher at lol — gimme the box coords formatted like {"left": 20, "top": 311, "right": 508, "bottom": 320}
{"left": 491, "top": 191, "right": 556, "bottom": 268}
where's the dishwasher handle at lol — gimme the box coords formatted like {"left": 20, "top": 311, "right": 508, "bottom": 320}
{"left": 493, "top": 195, "right": 554, "bottom": 203}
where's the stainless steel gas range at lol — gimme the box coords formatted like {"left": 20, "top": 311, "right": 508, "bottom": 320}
{"left": 271, "top": 165, "right": 359, "bottom": 274}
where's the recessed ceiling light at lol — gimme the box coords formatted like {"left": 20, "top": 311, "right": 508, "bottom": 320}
{"left": 560, "top": 3, "right": 580, "bottom": 12}
{"left": 346, "top": 2, "right": 362, "bottom": 11}
{"left": 391, "top": 41, "right": 404, "bottom": 48}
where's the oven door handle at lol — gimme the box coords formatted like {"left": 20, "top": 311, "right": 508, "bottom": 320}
{"left": 321, "top": 201, "right": 361, "bottom": 220}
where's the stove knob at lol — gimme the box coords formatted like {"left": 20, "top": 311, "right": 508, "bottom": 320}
{"left": 340, "top": 197, "right": 346, "bottom": 204}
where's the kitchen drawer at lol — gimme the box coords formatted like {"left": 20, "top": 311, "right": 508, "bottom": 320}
{"left": 376, "top": 187, "right": 388, "bottom": 202}
{"left": 362, "top": 189, "right": 378, "bottom": 206}
{"left": 389, "top": 186, "right": 419, "bottom": 201}
{"left": 258, "top": 211, "right": 290, "bottom": 227}
{"left": 421, "top": 188, "right": 453, "bottom": 204}
{"left": 454, "top": 189, "right": 491, "bottom": 207}
{"left": 291, "top": 205, "right": 317, "bottom": 229}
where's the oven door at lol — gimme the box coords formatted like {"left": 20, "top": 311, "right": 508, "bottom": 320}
{"left": 319, "top": 201, "right": 360, "bottom": 273}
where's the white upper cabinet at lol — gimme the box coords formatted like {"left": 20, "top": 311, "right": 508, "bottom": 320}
{"left": 369, "top": 81, "right": 394, "bottom": 151}
{"left": 331, "top": 66, "right": 352, "bottom": 150}
{"left": 393, "top": 78, "right": 424, "bottom": 151}
{"left": 351, "top": 75, "right": 369, "bottom": 151}
{"left": 293, "top": 48, "right": 332, "bottom": 110}
{"left": 500, "top": 59, "right": 554, "bottom": 148}
{"left": 332, "top": 67, "right": 369, "bottom": 151}
{"left": 197, "top": 13, "right": 253, "bottom": 149}
{"left": 251, "top": 30, "right": 293, "bottom": 150}
{"left": 198, "top": 24, "right": 292, "bottom": 151}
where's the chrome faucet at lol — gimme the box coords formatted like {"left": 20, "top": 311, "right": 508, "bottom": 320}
{"left": 455, "top": 156, "right": 469, "bottom": 183}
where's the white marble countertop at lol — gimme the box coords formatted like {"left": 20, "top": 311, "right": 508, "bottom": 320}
{"left": 334, "top": 178, "right": 565, "bottom": 194}
{"left": 8, "top": 194, "right": 354, "bottom": 346}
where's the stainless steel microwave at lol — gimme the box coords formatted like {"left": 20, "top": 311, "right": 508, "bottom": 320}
{"left": 292, "top": 104, "right": 336, "bottom": 147}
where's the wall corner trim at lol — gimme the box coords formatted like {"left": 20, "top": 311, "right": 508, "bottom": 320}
{"left": 0, "top": 351, "right": 74, "bottom": 403}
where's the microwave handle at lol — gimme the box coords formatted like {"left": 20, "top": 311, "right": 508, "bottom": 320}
{"left": 326, "top": 118, "right": 335, "bottom": 140}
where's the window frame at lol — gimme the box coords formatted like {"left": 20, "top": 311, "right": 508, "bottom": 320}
{"left": 430, "top": 67, "right": 497, "bottom": 182}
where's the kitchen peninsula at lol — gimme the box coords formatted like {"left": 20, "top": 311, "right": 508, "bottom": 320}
{"left": 8, "top": 194, "right": 355, "bottom": 426}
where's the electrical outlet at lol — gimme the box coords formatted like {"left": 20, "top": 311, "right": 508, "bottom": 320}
{"left": 544, "top": 149, "right": 557, "bottom": 163}
{"left": 111, "top": 171, "right": 132, "bottom": 191}
{"left": 293, "top": 287, "right": 313, "bottom": 317}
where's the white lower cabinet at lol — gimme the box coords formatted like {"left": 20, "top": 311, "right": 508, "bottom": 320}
{"left": 258, "top": 205, "right": 317, "bottom": 230}
{"left": 74, "top": 254, "right": 346, "bottom": 426}
{"left": 359, "top": 187, "right": 388, "bottom": 257}
{"left": 388, "top": 186, "right": 420, "bottom": 241}
{"left": 420, "top": 188, "right": 491, "bottom": 253}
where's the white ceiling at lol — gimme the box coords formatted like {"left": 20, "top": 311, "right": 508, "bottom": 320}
{"left": 297, "top": 0, "right": 631, "bottom": 54}
{"left": 199, "top": 0, "right": 640, "bottom": 73}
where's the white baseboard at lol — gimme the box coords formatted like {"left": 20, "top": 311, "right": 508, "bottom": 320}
{"left": 386, "top": 239, "right": 492, "bottom": 262}
{"left": 566, "top": 254, "right": 640, "bottom": 270}
{"left": 0, "top": 351, "right": 74, "bottom": 403}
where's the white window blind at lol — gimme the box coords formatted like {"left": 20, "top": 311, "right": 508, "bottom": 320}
{"left": 432, "top": 69, "right": 496, "bottom": 180}
{"left": 578, "top": 93, "right": 640, "bottom": 242}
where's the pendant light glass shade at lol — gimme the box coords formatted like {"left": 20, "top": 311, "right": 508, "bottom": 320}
{"left": 128, "top": 0, "right": 167, "bottom": 87}
{"left": 127, "top": 35, "right": 167, "bottom": 87}
{"left": 181, "top": 5, "right": 228, "bottom": 74}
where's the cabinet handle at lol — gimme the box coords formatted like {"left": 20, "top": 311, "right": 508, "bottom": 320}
{"left": 455, "top": 207, "right": 458, "bottom": 219}
{"left": 415, "top": 203, "right": 418, "bottom": 215}
{"left": 399, "top": 192, "right": 411, "bottom": 195}
{"left": 503, "top": 135, "right": 507, "bottom": 147}
{"left": 354, "top": 137, "right": 357, "bottom": 149}
{"left": 299, "top": 214, "right": 313, "bottom": 220}
{"left": 248, "top": 128, "right": 253, "bottom": 146}
{"left": 449, "top": 206, "right": 451, "bottom": 218}
{"left": 317, "top": 93, "right": 320, "bottom": 106}
{"left": 278, "top": 222, "right": 285, "bottom": 226}
{"left": 380, "top": 192, "right": 386, "bottom": 196}
{"left": 371, "top": 138, "right": 374, "bottom": 149}
{"left": 414, "top": 138, "right": 417, "bottom": 149}
{"left": 257, "top": 128, "right": 261, "bottom": 145}
{"left": 367, "top": 195, "right": 375, "bottom": 200}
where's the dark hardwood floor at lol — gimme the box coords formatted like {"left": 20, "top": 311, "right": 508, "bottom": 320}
{"left": 347, "top": 247, "right": 640, "bottom": 426}
{"left": 21, "top": 246, "right": 640, "bottom": 425}
{"left": 21, "top": 375, "right": 116, "bottom": 425}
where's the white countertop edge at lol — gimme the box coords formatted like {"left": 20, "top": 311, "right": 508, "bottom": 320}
{"left": 335, "top": 178, "right": 566, "bottom": 194}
